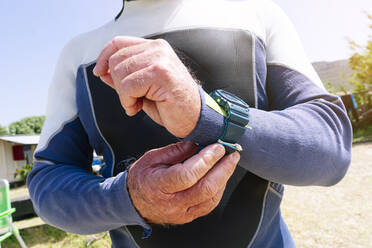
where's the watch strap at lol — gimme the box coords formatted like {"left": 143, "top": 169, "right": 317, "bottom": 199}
{"left": 222, "top": 120, "right": 246, "bottom": 144}
{"left": 204, "top": 92, "right": 251, "bottom": 128}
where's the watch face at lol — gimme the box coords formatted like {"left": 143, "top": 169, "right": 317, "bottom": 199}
{"left": 218, "top": 90, "right": 248, "bottom": 108}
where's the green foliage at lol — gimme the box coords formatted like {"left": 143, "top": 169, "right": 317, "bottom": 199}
{"left": 3, "top": 225, "right": 111, "bottom": 248}
{"left": 8, "top": 116, "right": 46, "bottom": 135}
{"left": 339, "top": 85, "right": 348, "bottom": 95}
{"left": 0, "top": 125, "right": 8, "bottom": 135}
{"left": 353, "top": 125, "right": 372, "bottom": 143}
{"left": 325, "top": 80, "right": 338, "bottom": 94}
{"left": 14, "top": 163, "right": 33, "bottom": 181}
{"left": 348, "top": 13, "right": 372, "bottom": 107}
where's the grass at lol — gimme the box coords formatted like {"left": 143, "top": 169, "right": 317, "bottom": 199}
{"left": 2, "top": 225, "right": 112, "bottom": 248}
{"left": 281, "top": 142, "right": 372, "bottom": 248}
{"left": 6, "top": 187, "right": 112, "bottom": 247}
{"left": 353, "top": 125, "right": 372, "bottom": 143}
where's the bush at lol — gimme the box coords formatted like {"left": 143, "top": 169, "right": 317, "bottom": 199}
{"left": 14, "top": 164, "right": 33, "bottom": 181}
{"left": 0, "top": 125, "right": 8, "bottom": 135}
{"left": 8, "top": 116, "right": 46, "bottom": 135}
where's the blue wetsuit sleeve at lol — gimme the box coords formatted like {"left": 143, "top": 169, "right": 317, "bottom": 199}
{"left": 186, "top": 67, "right": 352, "bottom": 186}
{"left": 26, "top": 39, "right": 149, "bottom": 235}
{"left": 27, "top": 117, "right": 149, "bottom": 234}
{"left": 186, "top": 3, "right": 352, "bottom": 186}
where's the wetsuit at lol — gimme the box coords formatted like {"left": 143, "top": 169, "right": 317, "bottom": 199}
{"left": 27, "top": 0, "right": 352, "bottom": 247}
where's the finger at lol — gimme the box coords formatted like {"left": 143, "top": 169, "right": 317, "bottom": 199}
{"left": 117, "top": 66, "right": 168, "bottom": 116}
{"left": 142, "top": 98, "right": 164, "bottom": 126}
{"left": 110, "top": 52, "right": 154, "bottom": 89}
{"left": 93, "top": 36, "right": 148, "bottom": 76}
{"left": 184, "top": 187, "right": 225, "bottom": 222}
{"left": 176, "top": 152, "right": 240, "bottom": 205}
{"left": 116, "top": 67, "right": 151, "bottom": 116}
{"left": 141, "top": 141, "right": 198, "bottom": 168}
{"left": 118, "top": 95, "right": 143, "bottom": 116}
{"left": 158, "top": 144, "right": 225, "bottom": 193}
{"left": 108, "top": 42, "right": 150, "bottom": 78}
{"left": 99, "top": 72, "right": 115, "bottom": 88}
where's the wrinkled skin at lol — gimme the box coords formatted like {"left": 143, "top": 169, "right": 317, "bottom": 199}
{"left": 93, "top": 36, "right": 201, "bottom": 138}
{"left": 94, "top": 36, "right": 239, "bottom": 225}
{"left": 127, "top": 141, "right": 240, "bottom": 225}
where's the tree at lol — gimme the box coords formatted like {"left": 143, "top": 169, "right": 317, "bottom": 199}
{"left": 0, "top": 125, "right": 8, "bottom": 135}
{"left": 348, "top": 13, "right": 372, "bottom": 106}
{"left": 8, "top": 116, "right": 46, "bottom": 135}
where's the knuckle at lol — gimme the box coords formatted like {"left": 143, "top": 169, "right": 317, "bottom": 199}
{"left": 150, "top": 62, "right": 169, "bottom": 75}
{"left": 140, "top": 149, "right": 159, "bottom": 163}
{"left": 144, "top": 149, "right": 157, "bottom": 158}
{"left": 210, "top": 193, "right": 222, "bottom": 206}
{"left": 119, "top": 96, "right": 128, "bottom": 110}
{"left": 201, "top": 179, "right": 218, "bottom": 197}
{"left": 201, "top": 152, "right": 215, "bottom": 166}
{"left": 118, "top": 47, "right": 130, "bottom": 60}
{"left": 110, "top": 53, "right": 127, "bottom": 71}
{"left": 149, "top": 46, "right": 165, "bottom": 58}
{"left": 112, "top": 63, "right": 122, "bottom": 76}
{"left": 164, "top": 142, "right": 184, "bottom": 158}
{"left": 118, "top": 78, "right": 129, "bottom": 93}
{"left": 112, "top": 36, "right": 122, "bottom": 48}
{"left": 176, "top": 168, "right": 195, "bottom": 187}
{"left": 108, "top": 55, "right": 116, "bottom": 69}
{"left": 153, "top": 38, "right": 169, "bottom": 48}
{"left": 172, "top": 142, "right": 186, "bottom": 154}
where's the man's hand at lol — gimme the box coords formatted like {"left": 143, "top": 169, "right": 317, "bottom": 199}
{"left": 127, "top": 141, "right": 240, "bottom": 225}
{"left": 93, "top": 36, "right": 201, "bottom": 138}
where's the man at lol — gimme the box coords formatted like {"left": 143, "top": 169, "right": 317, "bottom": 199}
{"left": 27, "top": 0, "right": 352, "bottom": 247}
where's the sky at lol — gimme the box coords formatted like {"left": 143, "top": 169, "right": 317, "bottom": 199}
{"left": 0, "top": 0, "right": 371, "bottom": 126}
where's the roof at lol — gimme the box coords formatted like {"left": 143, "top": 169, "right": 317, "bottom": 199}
{"left": 0, "top": 135, "right": 40, "bottom": 145}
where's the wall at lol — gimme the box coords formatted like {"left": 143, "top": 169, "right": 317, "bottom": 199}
{"left": 0, "top": 142, "right": 6, "bottom": 179}
{"left": 0, "top": 141, "right": 32, "bottom": 182}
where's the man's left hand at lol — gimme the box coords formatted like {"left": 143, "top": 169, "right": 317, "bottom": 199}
{"left": 93, "top": 36, "right": 201, "bottom": 138}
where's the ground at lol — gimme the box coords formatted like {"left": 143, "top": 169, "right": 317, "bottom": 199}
{"left": 3, "top": 143, "right": 372, "bottom": 247}
{"left": 282, "top": 142, "right": 372, "bottom": 248}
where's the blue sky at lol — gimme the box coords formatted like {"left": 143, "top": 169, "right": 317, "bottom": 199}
{"left": 0, "top": 0, "right": 371, "bottom": 126}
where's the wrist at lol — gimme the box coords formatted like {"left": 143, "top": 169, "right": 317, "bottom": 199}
{"left": 209, "top": 89, "right": 250, "bottom": 152}
{"left": 126, "top": 168, "right": 148, "bottom": 221}
{"left": 177, "top": 84, "right": 202, "bottom": 138}
{"left": 183, "top": 87, "right": 225, "bottom": 145}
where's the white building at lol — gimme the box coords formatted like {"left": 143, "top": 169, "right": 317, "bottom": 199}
{"left": 0, "top": 135, "right": 39, "bottom": 182}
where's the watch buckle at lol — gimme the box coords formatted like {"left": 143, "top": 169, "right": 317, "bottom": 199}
{"left": 217, "top": 139, "right": 243, "bottom": 152}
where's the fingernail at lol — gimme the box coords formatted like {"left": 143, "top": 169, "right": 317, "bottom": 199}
{"left": 183, "top": 141, "right": 195, "bottom": 149}
{"left": 213, "top": 144, "right": 225, "bottom": 155}
{"left": 93, "top": 66, "right": 98, "bottom": 76}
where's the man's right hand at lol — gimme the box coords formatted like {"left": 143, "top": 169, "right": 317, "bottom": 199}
{"left": 127, "top": 141, "right": 240, "bottom": 225}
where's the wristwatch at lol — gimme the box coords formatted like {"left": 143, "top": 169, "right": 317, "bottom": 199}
{"left": 209, "top": 89, "right": 250, "bottom": 152}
